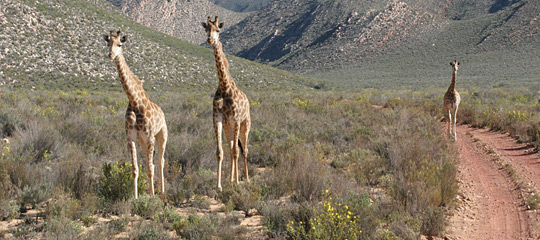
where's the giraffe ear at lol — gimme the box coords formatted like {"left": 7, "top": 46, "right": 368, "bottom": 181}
{"left": 218, "top": 22, "right": 225, "bottom": 28}
{"left": 121, "top": 35, "right": 128, "bottom": 43}
{"left": 202, "top": 22, "right": 208, "bottom": 29}
{"left": 103, "top": 35, "right": 110, "bottom": 42}
{"left": 457, "top": 61, "right": 460, "bottom": 66}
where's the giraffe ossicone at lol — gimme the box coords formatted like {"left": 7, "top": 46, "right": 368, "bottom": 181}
{"left": 103, "top": 30, "right": 168, "bottom": 199}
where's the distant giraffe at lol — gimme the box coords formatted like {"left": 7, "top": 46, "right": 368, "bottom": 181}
{"left": 202, "top": 17, "right": 251, "bottom": 191}
{"left": 444, "top": 60, "right": 461, "bottom": 141}
{"left": 103, "top": 30, "right": 168, "bottom": 199}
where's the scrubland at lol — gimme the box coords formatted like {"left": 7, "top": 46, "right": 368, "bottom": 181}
{"left": 0, "top": 87, "right": 462, "bottom": 239}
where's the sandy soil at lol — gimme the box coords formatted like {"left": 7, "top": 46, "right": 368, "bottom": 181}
{"left": 446, "top": 125, "right": 536, "bottom": 240}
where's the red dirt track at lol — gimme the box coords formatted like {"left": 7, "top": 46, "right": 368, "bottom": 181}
{"left": 446, "top": 125, "right": 538, "bottom": 240}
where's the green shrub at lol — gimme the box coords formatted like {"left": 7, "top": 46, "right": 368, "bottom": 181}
{"left": 46, "top": 194, "right": 83, "bottom": 220}
{"left": 175, "top": 215, "right": 218, "bottom": 240}
{"left": 159, "top": 206, "right": 183, "bottom": 224}
{"left": 191, "top": 195, "right": 211, "bottom": 210}
{"left": 167, "top": 168, "right": 215, "bottom": 206}
{"left": 231, "top": 182, "right": 262, "bottom": 216}
{"left": 420, "top": 207, "right": 446, "bottom": 238}
{"left": 131, "top": 195, "right": 164, "bottom": 219}
{"left": 98, "top": 162, "right": 147, "bottom": 202}
{"left": 527, "top": 194, "right": 540, "bottom": 210}
{"left": 18, "top": 183, "right": 52, "bottom": 209}
{"left": 130, "top": 220, "right": 172, "bottom": 240}
{"left": 375, "top": 228, "right": 401, "bottom": 240}
{"left": 107, "top": 218, "right": 128, "bottom": 234}
{"left": 219, "top": 215, "right": 248, "bottom": 240}
{"left": 351, "top": 148, "right": 386, "bottom": 186}
{"left": 0, "top": 200, "right": 20, "bottom": 220}
{"left": 44, "top": 216, "right": 84, "bottom": 239}
{"left": 259, "top": 202, "right": 297, "bottom": 238}
{"left": 80, "top": 213, "right": 96, "bottom": 227}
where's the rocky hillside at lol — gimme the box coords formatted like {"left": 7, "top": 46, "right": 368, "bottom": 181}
{"left": 218, "top": 0, "right": 540, "bottom": 87}
{"left": 106, "top": 0, "right": 249, "bottom": 44}
{"left": 0, "top": 0, "right": 314, "bottom": 92}
{"left": 222, "top": 0, "right": 445, "bottom": 70}
{"left": 209, "top": 0, "right": 273, "bottom": 12}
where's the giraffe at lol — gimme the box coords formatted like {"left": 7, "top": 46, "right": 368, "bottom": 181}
{"left": 202, "top": 17, "right": 251, "bottom": 191}
{"left": 103, "top": 30, "right": 168, "bottom": 199}
{"left": 443, "top": 60, "right": 461, "bottom": 141}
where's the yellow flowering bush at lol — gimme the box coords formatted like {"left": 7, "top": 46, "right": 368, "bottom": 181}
{"left": 292, "top": 98, "right": 310, "bottom": 108}
{"left": 508, "top": 110, "right": 531, "bottom": 123}
{"left": 287, "top": 191, "right": 362, "bottom": 239}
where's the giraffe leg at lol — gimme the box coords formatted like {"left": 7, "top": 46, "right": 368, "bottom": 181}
{"left": 223, "top": 125, "right": 235, "bottom": 183}
{"left": 214, "top": 114, "right": 224, "bottom": 191}
{"left": 128, "top": 140, "right": 139, "bottom": 199}
{"left": 447, "top": 109, "right": 452, "bottom": 136}
{"left": 240, "top": 120, "right": 250, "bottom": 182}
{"left": 156, "top": 126, "right": 167, "bottom": 200}
{"left": 143, "top": 139, "right": 156, "bottom": 196}
{"left": 453, "top": 106, "right": 459, "bottom": 141}
{"left": 231, "top": 123, "right": 241, "bottom": 184}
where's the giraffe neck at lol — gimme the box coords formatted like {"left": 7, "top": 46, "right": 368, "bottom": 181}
{"left": 447, "top": 69, "right": 457, "bottom": 92}
{"left": 114, "top": 54, "right": 148, "bottom": 107}
{"left": 212, "top": 41, "right": 236, "bottom": 94}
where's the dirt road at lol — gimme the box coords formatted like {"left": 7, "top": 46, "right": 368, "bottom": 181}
{"left": 447, "top": 125, "right": 538, "bottom": 240}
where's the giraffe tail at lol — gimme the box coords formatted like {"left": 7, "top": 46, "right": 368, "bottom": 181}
{"left": 238, "top": 139, "right": 247, "bottom": 160}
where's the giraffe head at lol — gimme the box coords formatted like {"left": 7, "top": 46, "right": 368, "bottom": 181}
{"left": 450, "top": 60, "right": 460, "bottom": 72}
{"left": 103, "top": 30, "right": 128, "bottom": 60}
{"left": 202, "top": 16, "right": 224, "bottom": 45}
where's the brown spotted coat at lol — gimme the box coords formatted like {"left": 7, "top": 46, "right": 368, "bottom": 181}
{"left": 104, "top": 30, "right": 168, "bottom": 199}
{"left": 443, "top": 60, "right": 461, "bottom": 141}
{"left": 203, "top": 17, "right": 251, "bottom": 191}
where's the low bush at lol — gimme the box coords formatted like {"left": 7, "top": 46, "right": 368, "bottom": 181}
{"left": 0, "top": 200, "right": 20, "bottom": 220}
{"left": 159, "top": 206, "right": 183, "bottom": 224}
{"left": 98, "top": 161, "right": 147, "bottom": 202}
{"left": 44, "top": 216, "right": 84, "bottom": 240}
{"left": 107, "top": 218, "right": 128, "bottom": 234}
{"left": 167, "top": 167, "right": 215, "bottom": 206}
{"left": 527, "top": 194, "right": 540, "bottom": 210}
{"left": 174, "top": 214, "right": 218, "bottom": 240}
{"left": 287, "top": 191, "right": 363, "bottom": 240}
{"left": 420, "top": 207, "right": 447, "bottom": 238}
{"left": 131, "top": 195, "right": 164, "bottom": 219}
{"left": 259, "top": 202, "right": 301, "bottom": 238}
{"left": 231, "top": 182, "right": 262, "bottom": 216}
{"left": 18, "top": 183, "right": 53, "bottom": 209}
{"left": 130, "top": 220, "right": 172, "bottom": 240}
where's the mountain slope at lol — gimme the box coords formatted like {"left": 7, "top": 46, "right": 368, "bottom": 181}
{"left": 106, "top": 0, "right": 249, "bottom": 44}
{"left": 220, "top": 0, "right": 450, "bottom": 74}
{"left": 0, "top": 0, "right": 315, "bottom": 92}
{"left": 209, "top": 0, "right": 273, "bottom": 12}
{"left": 219, "top": 0, "right": 540, "bottom": 88}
